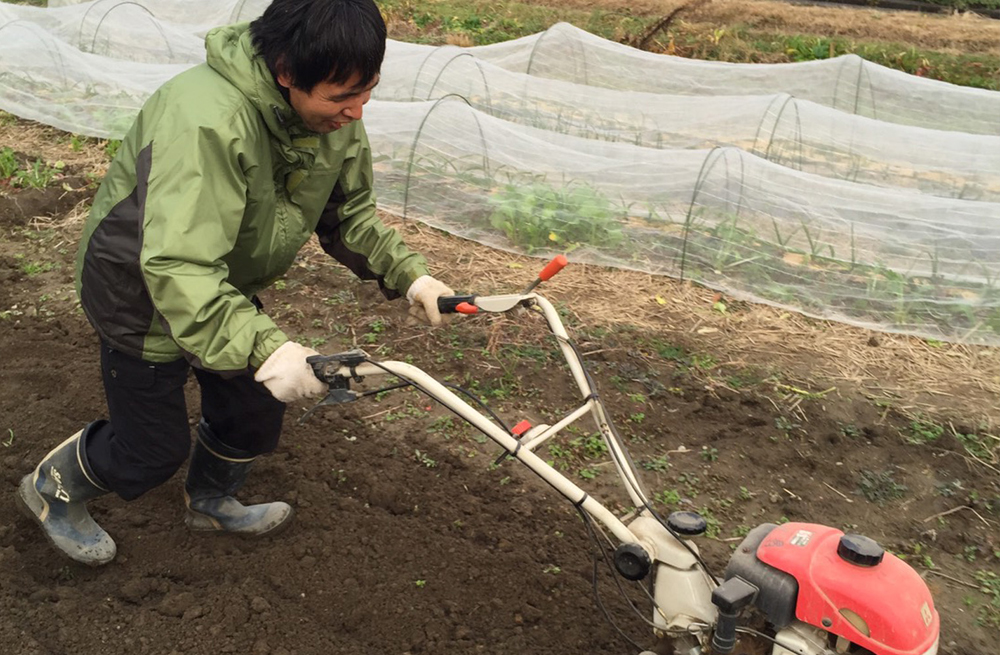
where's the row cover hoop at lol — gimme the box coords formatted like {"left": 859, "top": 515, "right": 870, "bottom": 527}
{"left": 378, "top": 43, "right": 1000, "bottom": 201}
{"left": 480, "top": 22, "right": 1000, "bottom": 136}
{"left": 377, "top": 99, "right": 1000, "bottom": 344}
{"left": 1, "top": 2, "right": 999, "bottom": 344}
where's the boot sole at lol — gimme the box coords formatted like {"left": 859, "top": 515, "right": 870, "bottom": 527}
{"left": 185, "top": 506, "right": 295, "bottom": 538}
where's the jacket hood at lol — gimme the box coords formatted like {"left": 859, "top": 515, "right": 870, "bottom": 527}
{"left": 205, "top": 23, "right": 319, "bottom": 172}
{"left": 205, "top": 24, "right": 308, "bottom": 144}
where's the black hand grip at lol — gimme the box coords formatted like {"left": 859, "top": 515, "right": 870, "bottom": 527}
{"left": 307, "top": 355, "right": 338, "bottom": 384}
{"left": 437, "top": 294, "right": 477, "bottom": 313}
{"left": 306, "top": 351, "right": 366, "bottom": 383}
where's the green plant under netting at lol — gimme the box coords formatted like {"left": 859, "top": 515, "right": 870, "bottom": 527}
{"left": 487, "top": 179, "right": 625, "bottom": 253}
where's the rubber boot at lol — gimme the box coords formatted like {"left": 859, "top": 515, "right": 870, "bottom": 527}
{"left": 184, "top": 420, "right": 293, "bottom": 536}
{"left": 16, "top": 423, "right": 117, "bottom": 566}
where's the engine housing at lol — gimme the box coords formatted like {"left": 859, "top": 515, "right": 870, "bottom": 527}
{"left": 724, "top": 522, "right": 940, "bottom": 655}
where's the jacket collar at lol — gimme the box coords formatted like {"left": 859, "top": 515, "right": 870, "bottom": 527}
{"left": 206, "top": 24, "right": 320, "bottom": 177}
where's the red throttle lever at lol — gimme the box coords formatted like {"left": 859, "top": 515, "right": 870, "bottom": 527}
{"left": 522, "top": 255, "right": 568, "bottom": 294}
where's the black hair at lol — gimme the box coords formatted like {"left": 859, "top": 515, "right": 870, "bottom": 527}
{"left": 249, "top": 0, "right": 386, "bottom": 93}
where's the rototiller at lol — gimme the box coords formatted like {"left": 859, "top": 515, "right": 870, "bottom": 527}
{"left": 303, "top": 256, "right": 939, "bottom": 655}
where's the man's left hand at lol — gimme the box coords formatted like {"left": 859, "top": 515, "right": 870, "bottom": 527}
{"left": 407, "top": 275, "right": 455, "bottom": 327}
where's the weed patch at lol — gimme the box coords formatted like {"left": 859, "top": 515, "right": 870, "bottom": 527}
{"left": 857, "top": 468, "right": 908, "bottom": 504}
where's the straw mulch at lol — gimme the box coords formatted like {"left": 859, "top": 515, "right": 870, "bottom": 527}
{"left": 386, "top": 214, "right": 1000, "bottom": 429}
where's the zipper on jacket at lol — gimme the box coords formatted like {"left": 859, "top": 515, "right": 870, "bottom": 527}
{"left": 272, "top": 105, "right": 286, "bottom": 131}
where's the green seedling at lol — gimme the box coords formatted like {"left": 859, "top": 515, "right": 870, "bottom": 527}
{"left": 699, "top": 507, "right": 722, "bottom": 539}
{"left": 414, "top": 449, "right": 437, "bottom": 468}
{"left": 839, "top": 423, "right": 861, "bottom": 438}
{"left": 17, "top": 160, "right": 60, "bottom": 188}
{"left": 21, "top": 260, "right": 57, "bottom": 276}
{"left": 0, "top": 147, "right": 17, "bottom": 179}
{"left": 974, "top": 570, "right": 999, "bottom": 628}
{"left": 104, "top": 139, "right": 122, "bottom": 161}
{"left": 654, "top": 488, "right": 681, "bottom": 506}
{"left": 906, "top": 418, "right": 944, "bottom": 444}
{"left": 641, "top": 454, "right": 670, "bottom": 472}
{"left": 570, "top": 434, "right": 608, "bottom": 459}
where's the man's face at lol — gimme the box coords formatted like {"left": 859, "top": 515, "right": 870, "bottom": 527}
{"left": 277, "top": 71, "right": 378, "bottom": 134}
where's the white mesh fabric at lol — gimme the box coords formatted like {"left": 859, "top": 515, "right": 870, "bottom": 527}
{"left": 376, "top": 45, "right": 1000, "bottom": 201}
{"left": 364, "top": 99, "right": 1000, "bottom": 344}
{"left": 1, "top": 3, "right": 998, "bottom": 344}
{"left": 469, "top": 22, "right": 1000, "bottom": 136}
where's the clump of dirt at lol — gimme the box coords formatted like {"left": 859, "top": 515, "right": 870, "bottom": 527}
{"left": 0, "top": 176, "right": 93, "bottom": 228}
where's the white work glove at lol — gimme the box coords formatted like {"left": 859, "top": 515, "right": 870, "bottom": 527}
{"left": 254, "top": 341, "right": 327, "bottom": 403}
{"left": 406, "top": 275, "right": 455, "bottom": 327}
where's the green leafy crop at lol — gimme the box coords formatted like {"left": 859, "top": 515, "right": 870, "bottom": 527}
{"left": 487, "top": 180, "right": 625, "bottom": 253}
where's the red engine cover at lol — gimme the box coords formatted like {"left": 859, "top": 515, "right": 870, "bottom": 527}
{"left": 756, "top": 523, "right": 939, "bottom": 655}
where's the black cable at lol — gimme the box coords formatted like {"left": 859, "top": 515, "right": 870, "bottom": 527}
{"left": 363, "top": 360, "right": 513, "bottom": 436}
{"left": 357, "top": 381, "right": 414, "bottom": 398}
{"left": 583, "top": 507, "right": 665, "bottom": 632}
{"left": 582, "top": 501, "right": 712, "bottom": 642}
{"left": 575, "top": 506, "right": 648, "bottom": 653}
{"left": 581, "top": 507, "right": 658, "bottom": 628}
{"left": 441, "top": 381, "right": 512, "bottom": 433}
{"left": 558, "top": 334, "right": 719, "bottom": 584}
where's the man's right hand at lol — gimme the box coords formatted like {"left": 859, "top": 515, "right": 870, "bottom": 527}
{"left": 254, "top": 341, "right": 327, "bottom": 403}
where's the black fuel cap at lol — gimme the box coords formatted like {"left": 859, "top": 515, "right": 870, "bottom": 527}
{"left": 614, "top": 543, "right": 651, "bottom": 581}
{"left": 837, "top": 534, "right": 884, "bottom": 567}
{"left": 667, "top": 511, "right": 708, "bottom": 537}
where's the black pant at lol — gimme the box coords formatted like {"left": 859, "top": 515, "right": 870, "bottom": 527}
{"left": 85, "top": 343, "right": 286, "bottom": 500}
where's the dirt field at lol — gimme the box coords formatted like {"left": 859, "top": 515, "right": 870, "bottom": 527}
{"left": 1, "top": 120, "right": 998, "bottom": 655}
{"left": 641, "top": 0, "right": 1000, "bottom": 54}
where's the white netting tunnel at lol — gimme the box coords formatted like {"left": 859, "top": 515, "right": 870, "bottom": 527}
{"left": 0, "top": 20, "right": 188, "bottom": 136}
{"left": 1, "top": 1, "right": 999, "bottom": 343}
{"left": 3, "top": 10, "right": 998, "bottom": 201}
{"left": 468, "top": 23, "right": 1000, "bottom": 137}
{"left": 367, "top": 99, "right": 1000, "bottom": 343}
{"left": 376, "top": 44, "right": 1000, "bottom": 201}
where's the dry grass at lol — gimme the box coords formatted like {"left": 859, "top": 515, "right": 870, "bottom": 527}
{"left": 688, "top": 0, "right": 1000, "bottom": 55}
{"left": 529, "top": 0, "right": 1000, "bottom": 54}
{"left": 385, "top": 213, "right": 1000, "bottom": 427}
{"left": 0, "top": 114, "right": 112, "bottom": 178}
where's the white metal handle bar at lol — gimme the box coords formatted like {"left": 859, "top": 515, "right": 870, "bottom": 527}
{"left": 337, "top": 357, "right": 639, "bottom": 546}
{"left": 309, "top": 292, "right": 653, "bottom": 547}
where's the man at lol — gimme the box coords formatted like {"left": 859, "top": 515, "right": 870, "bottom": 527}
{"left": 16, "top": 0, "right": 453, "bottom": 566}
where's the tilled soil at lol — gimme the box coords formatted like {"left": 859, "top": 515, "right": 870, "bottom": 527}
{"left": 1, "top": 181, "right": 998, "bottom": 655}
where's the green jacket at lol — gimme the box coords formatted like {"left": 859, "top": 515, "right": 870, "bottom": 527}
{"left": 76, "top": 23, "right": 427, "bottom": 373}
